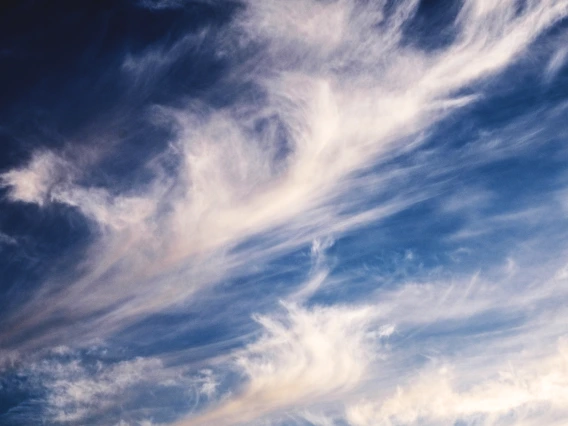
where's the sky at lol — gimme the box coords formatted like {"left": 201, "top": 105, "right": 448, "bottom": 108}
{"left": 0, "top": 0, "right": 568, "bottom": 425}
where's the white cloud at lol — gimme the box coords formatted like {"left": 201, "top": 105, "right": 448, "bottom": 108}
{"left": 545, "top": 45, "right": 568, "bottom": 84}
{"left": 53, "top": 186, "right": 157, "bottom": 232}
{"left": 177, "top": 302, "right": 393, "bottom": 425}
{"left": 3, "top": 1, "right": 568, "bottom": 425}
{"left": 241, "top": 0, "right": 351, "bottom": 54}
{"left": 193, "top": 369, "right": 219, "bottom": 399}
{"left": 171, "top": 251, "right": 568, "bottom": 425}
{"left": 0, "top": 151, "right": 70, "bottom": 206}
{"left": 21, "top": 348, "right": 218, "bottom": 425}
{"left": 0, "top": 150, "right": 156, "bottom": 232}
{"left": 346, "top": 338, "right": 568, "bottom": 426}
{"left": 31, "top": 356, "right": 164, "bottom": 422}
{"left": 3, "top": 0, "right": 568, "bottom": 371}
{"left": 288, "top": 237, "right": 334, "bottom": 303}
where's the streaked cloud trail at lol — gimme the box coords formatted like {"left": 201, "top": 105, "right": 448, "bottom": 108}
{"left": 0, "top": 0, "right": 567, "bottom": 425}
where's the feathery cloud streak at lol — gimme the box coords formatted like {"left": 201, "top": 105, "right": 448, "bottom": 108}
{"left": 0, "top": 0, "right": 568, "bottom": 424}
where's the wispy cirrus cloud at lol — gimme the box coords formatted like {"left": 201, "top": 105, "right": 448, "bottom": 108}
{"left": 177, "top": 302, "right": 394, "bottom": 426}
{"left": 2, "top": 345, "right": 220, "bottom": 425}
{"left": 346, "top": 337, "right": 568, "bottom": 426}
{"left": 3, "top": 0, "right": 567, "bottom": 347}
{"left": 1, "top": 1, "right": 568, "bottom": 424}
{"left": 1, "top": 151, "right": 70, "bottom": 206}
{"left": 172, "top": 239, "right": 568, "bottom": 424}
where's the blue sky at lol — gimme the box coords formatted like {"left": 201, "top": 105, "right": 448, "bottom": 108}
{"left": 1, "top": 1, "right": 568, "bottom": 425}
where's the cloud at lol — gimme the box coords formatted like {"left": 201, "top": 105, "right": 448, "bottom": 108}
{"left": 0, "top": 150, "right": 156, "bottom": 232}
{"left": 0, "top": 231, "right": 17, "bottom": 246}
{"left": 168, "top": 247, "right": 568, "bottom": 425}
{"left": 287, "top": 237, "right": 334, "bottom": 303}
{"left": 240, "top": 0, "right": 351, "bottom": 54}
{"left": 2, "top": 1, "right": 568, "bottom": 425}
{"left": 346, "top": 337, "right": 568, "bottom": 426}
{"left": 40, "top": 356, "right": 165, "bottom": 423}
{"left": 13, "top": 346, "right": 220, "bottom": 425}
{"left": 545, "top": 45, "right": 568, "bottom": 84}
{"left": 2, "top": 0, "right": 568, "bottom": 393}
{"left": 0, "top": 151, "right": 70, "bottom": 206}
{"left": 177, "top": 302, "right": 394, "bottom": 425}
{"left": 136, "top": 0, "right": 187, "bottom": 10}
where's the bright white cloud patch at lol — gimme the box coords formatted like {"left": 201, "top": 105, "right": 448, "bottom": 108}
{"left": 178, "top": 302, "right": 393, "bottom": 425}
{"left": 346, "top": 338, "right": 568, "bottom": 426}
